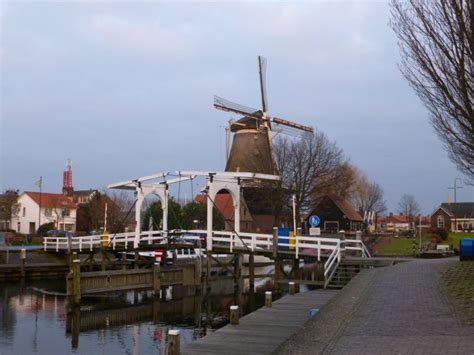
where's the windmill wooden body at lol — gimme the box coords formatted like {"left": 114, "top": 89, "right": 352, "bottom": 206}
{"left": 215, "top": 56, "right": 313, "bottom": 175}
{"left": 214, "top": 56, "right": 314, "bottom": 232}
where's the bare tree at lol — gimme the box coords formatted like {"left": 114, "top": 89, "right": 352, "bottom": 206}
{"left": 0, "top": 190, "right": 19, "bottom": 230}
{"left": 352, "top": 173, "right": 387, "bottom": 215}
{"left": 274, "top": 132, "right": 345, "bottom": 221}
{"left": 390, "top": 0, "right": 474, "bottom": 180}
{"left": 398, "top": 194, "right": 421, "bottom": 227}
{"left": 106, "top": 190, "right": 134, "bottom": 233}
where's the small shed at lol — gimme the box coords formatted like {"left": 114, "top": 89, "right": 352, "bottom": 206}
{"left": 307, "top": 194, "right": 363, "bottom": 233}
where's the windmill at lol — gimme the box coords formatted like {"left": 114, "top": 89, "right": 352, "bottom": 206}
{"left": 214, "top": 56, "right": 314, "bottom": 175}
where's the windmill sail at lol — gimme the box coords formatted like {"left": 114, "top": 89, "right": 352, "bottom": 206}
{"left": 258, "top": 56, "right": 268, "bottom": 113}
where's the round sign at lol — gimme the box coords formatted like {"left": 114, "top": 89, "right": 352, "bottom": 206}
{"left": 309, "top": 215, "right": 320, "bottom": 227}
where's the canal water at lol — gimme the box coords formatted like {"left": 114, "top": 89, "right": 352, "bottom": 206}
{"left": 0, "top": 272, "right": 274, "bottom": 354}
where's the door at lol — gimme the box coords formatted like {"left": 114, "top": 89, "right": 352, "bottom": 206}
{"left": 29, "top": 222, "right": 36, "bottom": 234}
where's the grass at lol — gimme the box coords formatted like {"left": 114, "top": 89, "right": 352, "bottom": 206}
{"left": 440, "top": 232, "right": 474, "bottom": 249}
{"left": 439, "top": 260, "right": 474, "bottom": 325}
{"left": 381, "top": 232, "right": 474, "bottom": 256}
{"left": 381, "top": 235, "right": 432, "bottom": 256}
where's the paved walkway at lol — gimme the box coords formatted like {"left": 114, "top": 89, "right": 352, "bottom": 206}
{"left": 277, "top": 258, "right": 474, "bottom": 354}
{"left": 183, "top": 289, "right": 338, "bottom": 355}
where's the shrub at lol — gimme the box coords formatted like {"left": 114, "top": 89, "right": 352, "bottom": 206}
{"left": 436, "top": 228, "right": 449, "bottom": 241}
{"left": 37, "top": 222, "right": 55, "bottom": 236}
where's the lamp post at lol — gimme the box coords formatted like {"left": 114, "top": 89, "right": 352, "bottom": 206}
{"left": 292, "top": 194, "right": 297, "bottom": 234}
{"left": 448, "top": 178, "right": 463, "bottom": 232}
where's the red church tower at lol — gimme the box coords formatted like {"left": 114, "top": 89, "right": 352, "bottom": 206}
{"left": 62, "top": 159, "right": 74, "bottom": 195}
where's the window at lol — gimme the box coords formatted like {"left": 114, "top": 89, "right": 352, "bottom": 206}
{"left": 17, "top": 222, "right": 20, "bottom": 232}
{"left": 45, "top": 208, "right": 52, "bottom": 217}
{"left": 22, "top": 207, "right": 26, "bottom": 217}
{"left": 65, "top": 224, "right": 73, "bottom": 231}
{"left": 437, "top": 215, "right": 445, "bottom": 229}
{"left": 62, "top": 208, "right": 70, "bottom": 217}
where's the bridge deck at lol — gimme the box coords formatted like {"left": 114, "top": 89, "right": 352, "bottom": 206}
{"left": 183, "top": 289, "right": 338, "bottom": 355}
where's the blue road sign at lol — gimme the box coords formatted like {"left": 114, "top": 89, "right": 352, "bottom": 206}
{"left": 309, "top": 215, "right": 320, "bottom": 227}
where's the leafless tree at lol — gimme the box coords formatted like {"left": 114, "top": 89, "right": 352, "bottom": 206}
{"left": 106, "top": 190, "right": 134, "bottom": 232}
{"left": 352, "top": 173, "right": 387, "bottom": 215}
{"left": 0, "top": 190, "right": 19, "bottom": 229}
{"left": 398, "top": 194, "right": 421, "bottom": 226}
{"left": 390, "top": 0, "right": 474, "bottom": 180}
{"left": 274, "top": 132, "right": 345, "bottom": 221}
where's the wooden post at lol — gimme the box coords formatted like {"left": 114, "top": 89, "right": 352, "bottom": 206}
{"left": 292, "top": 258, "right": 301, "bottom": 293}
{"left": 134, "top": 251, "right": 139, "bottom": 270}
{"left": 153, "top": 262, "right": 161, "bottom": 297}
{"left": 265, "top": 291, "right": 272, "bottom": 307}
{"left": 152, "top": 298, "right": 160, "bottom": 322}
{"left": 230, "top": 305, "right": 239, "bottom": 325}
{"left": 72, "top": 258, "right": 81, "bottom": 304}
{"left": 233, "top": 254, "right": 242, "bottom": 307}
{"left": 167, "top": 329, "right": 180, "bottom": 355}
{"left": 289, "top": 281, "right": 295, "bottom": 295}
{"left": 274, "top": 257, "right": 282, "bottom": 294}
{"left": 101, "top": 249, "right": 106, "bottom": 272}
{"left": 70, "top": 305, "right": 80, "bottom": 349}
{"left": 205, "top": 251, "right": 211, "bottom": 329}
{"left": 272, "top": 227, "right": 278, "bottom": 258}
{"left": 88, "top": 252, "right": 94, "bottom": 271}
{"left": 248, "top": 253, "right": 255, "bottom": 311}
{"left": 20, "top": 248, "right": 26, "bottom": 278}
{"left": 194, "top": 256, "right": 201, "bottom": 291}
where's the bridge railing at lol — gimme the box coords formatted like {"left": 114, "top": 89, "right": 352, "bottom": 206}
{"left": 342, "top": 239, "right": 372, "bottom": 258}
{"left": 324, "top": 242, "right": 341, "bottom": 288}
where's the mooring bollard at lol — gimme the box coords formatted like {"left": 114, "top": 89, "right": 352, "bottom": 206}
{"left": 289, "top": 281, "right": 295, "bottom": 295}
{"left": 168, "top": 329, "right": 180, "bottom": 355}
{"left": 230, "top": 305, "right": 239, "bottom": 325}
{"left": 265, "top": 291, "right": 272, "bottom": 307}
{"left": 20, "top": 248, "right": 26, "bottom": 278}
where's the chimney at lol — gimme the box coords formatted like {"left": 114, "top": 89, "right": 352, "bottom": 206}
{"left": 62, "top": 159, "right": 74, "bottom": 196}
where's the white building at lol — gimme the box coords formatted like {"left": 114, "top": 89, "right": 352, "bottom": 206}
{"left": 11, "top": 192, "right": 77, "bottom": 234}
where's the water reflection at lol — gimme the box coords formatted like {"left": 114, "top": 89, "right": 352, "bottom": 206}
{"left": 0, "top": 259, "right": 284, "bottom": 354}
{"left": 0, "top": 280, "right": 235, "bottom": 355}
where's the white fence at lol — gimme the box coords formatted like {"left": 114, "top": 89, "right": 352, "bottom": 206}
{"left": 43, "top": 231, "right": 166, "bottom": 252}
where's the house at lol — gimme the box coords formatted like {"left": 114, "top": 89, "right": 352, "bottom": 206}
{"left": 11, "top": 192, "right": 77, "bottom": 234}
{"left": 307, "top": 194, "right": 363, "bottom": 233}
{"left": 431, "top": 202, "right": 474, "bottom": 232}
{"left": 379, "top": 214, "right": 411, "bottom": 232}
{"left": 70, "top": 189, "right": 99, "bottom": 205}
{"left": 195, "top": 192, "right": 255, "bottom": 232}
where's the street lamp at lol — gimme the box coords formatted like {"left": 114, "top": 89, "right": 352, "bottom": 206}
{"left": 448, "top": 178, "right": 463, "bottom": 232}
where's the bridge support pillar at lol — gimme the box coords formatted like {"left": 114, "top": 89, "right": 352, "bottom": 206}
{"left": 274, "top": 257, "right": 283, "bottom": 295}
{"left": 72, "top": 258, "right": 81, "bottom": 305}
{"left": 233, "top": 254, "right": 242, "bottom": 308}
{"left": 292, "top": 258, "right": 301, "bottom": 293}
{"left": 153, "top": 262, "right": 161, "bottom": 297}
{"left": 248, "top": 253, "right": 255, "bottom": 311}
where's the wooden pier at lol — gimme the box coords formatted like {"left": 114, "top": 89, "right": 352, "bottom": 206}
{"left": 183, "top": 289, "right": 339, "bottom": 355}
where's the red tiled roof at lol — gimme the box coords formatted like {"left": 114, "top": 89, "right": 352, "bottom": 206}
{"left": 327, "top": 193, "right": 363, "bottom": 221}
{"left": 24, "top": 192, "right": 76, "bottom": 209}
{"left": 382, "top": 215, "right": 430, "bottom": 223}
{"left": 195, "top": 193, "right": 235, "bottom": 220}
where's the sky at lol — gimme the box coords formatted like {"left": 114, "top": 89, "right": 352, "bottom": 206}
{"left": 1, "top": 0, "right": 473, "bottom": 214}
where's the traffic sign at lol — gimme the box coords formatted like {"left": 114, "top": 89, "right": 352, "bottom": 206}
{"left": 309, "top": 215, "right": 320, "bottom": 227}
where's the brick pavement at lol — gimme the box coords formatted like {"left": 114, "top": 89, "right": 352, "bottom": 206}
{"left": 276, "top": 258, "right": 474, "bottom": 355}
